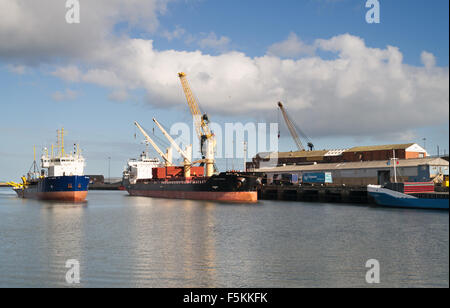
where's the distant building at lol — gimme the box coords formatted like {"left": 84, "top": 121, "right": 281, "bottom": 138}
{"left": 342, "top": 143, "right": 427, "bottom": 162}
{"left": 247, "top": 143, "right": 428, "bottom": 170}
{"left": 257, "top": 157, "right": 449, "bottom": 186}
{"left": 87, "top": 175, "right": 104, "bottom": 184}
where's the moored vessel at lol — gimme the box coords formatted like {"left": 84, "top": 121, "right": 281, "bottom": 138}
{"left": 127, "top": 171, "right": 260, "bottom": 203}
{"left": 9, "top": 128, "right": 89, "bottom": 202}
{"left": 122, "top": 149, "right": 163, "bottom": 187}
{"left": 368, "top": 184, "right": 449, "bottom": 210}
{"left": 125, "top": 72, "right": 260, "bottom": 203}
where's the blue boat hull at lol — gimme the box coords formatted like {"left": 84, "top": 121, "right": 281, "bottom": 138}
{"left": 368, "top": 185, "right": 449, "bottom": 210}
{"left": 14, "top": 176, "right": 90, "bottom": 202}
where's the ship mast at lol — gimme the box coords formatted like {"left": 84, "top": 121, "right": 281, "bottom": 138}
{"left": 56, "top": 128, "right": 66, "bottom": 157}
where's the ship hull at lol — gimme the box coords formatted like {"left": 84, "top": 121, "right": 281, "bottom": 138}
{"left": 127, "top": 173, "right": 260, "bottom": 203}
{"left": 128, "top": 189, "right": 257, "bottom": 203}
{"left": 14, "top": 176, "right": 90, "bottom": 203}
{"left": 368, "top": 185, "right": 449, "bottom": 210}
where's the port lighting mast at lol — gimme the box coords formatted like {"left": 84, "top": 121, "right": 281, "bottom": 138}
{"left": 278, "top": 102, "right": 314, "bottom": 151}
{"left": 178, "top": 72, "right": 215, "bottom": 177}
{"left": 134, "top": 121, "right": 173, "bottom": 167}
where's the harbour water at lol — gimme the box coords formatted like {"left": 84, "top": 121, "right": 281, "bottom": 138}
{"left": 0, "top": 187, "right": 448, "bottom": 288}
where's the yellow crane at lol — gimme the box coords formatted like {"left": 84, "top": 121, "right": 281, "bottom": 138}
{"left": 178, "top": 72, "right": 215, "bottom": 177}
{"left": 178, "top": 72, "right": 214, "bottom": 144}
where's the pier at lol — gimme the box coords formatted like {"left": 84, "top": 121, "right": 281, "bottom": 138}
{"left": 259, "top": 185, "right": 371, "bottom": 204}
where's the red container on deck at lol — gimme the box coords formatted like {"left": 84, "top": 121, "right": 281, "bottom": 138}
{"left": 152, "top": 167, "right": 166, "bottom": 179}
{"left": 190, "top": 166, "right": 205, "bottom": 177}
{"left": 166, "top": 166, "right": 184, "bottom": 177}
{"left": 404, "top": 182, "right": 435, "bottom": 194}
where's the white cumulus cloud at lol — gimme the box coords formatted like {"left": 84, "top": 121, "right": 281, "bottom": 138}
{"left": 0, "top": 2, "right": 448, "bottom": 140}
{"left": 198, "top": 32, "right": 231, "bottom": 51}
{"left": 421, "top": 51, "right": 436, "bottom": 69}
{"left": 52, "top": 89, "right": 78, "bottom": 101}
{"left": 267, "top": 33, "right": 316, "bottom": 58}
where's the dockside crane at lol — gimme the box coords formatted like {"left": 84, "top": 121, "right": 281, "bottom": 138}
{"left": 152, "top": 118, "right": 195, "bottom": 178}
{"left": 134, "top": 121, "right": 173, "bottom": 166}
{"left": 178, "top": 72, "right": 215, "bottom": 177}
{"left": 278, "top": 102, "right": 314, "bottom": 151}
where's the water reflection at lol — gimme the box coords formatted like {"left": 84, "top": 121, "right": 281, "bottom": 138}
{"left": 39, "top": 201, "right": 85, "bottom": 287}
{"left": 0, "top": 189, "right": 448, "bottom": 288}
{"left": 128, "top": 197, "right": 218, "bottom": 287}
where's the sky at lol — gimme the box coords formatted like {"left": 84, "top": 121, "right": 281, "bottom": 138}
{"left": 0, "top": 0, "right": 449, "bottom": 180}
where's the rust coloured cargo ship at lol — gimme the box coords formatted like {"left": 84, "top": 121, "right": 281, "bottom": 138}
{"left": 126, "top": 166, "right": 260, "bottom": 203}
{"left": 126, "top": 72, "right": 261, "bottom": 203}
{"left": 127, "top": 118, "right": 261, "bottom": 203}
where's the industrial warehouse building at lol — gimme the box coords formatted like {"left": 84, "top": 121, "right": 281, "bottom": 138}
{"left": 247, "top": 143, "right": 429, "bottom": 170}
{"left": 246, "top": 143, "right": 448, "bottom": 186}
{"left": 342, "top": 143, "right": 428, "bottom": 161}
{"left": 256, "top": 157, "right": 449, "bottom": 186}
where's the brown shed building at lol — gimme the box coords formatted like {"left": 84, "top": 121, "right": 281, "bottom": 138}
{"left": 247, "top": 143, "right": 429, "bottom": 171}
{"left": 342, "top": 143, "right": 428, "bottom": 162}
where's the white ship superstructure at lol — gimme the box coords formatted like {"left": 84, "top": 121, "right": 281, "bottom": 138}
{"left": 123, "top": 151, "right": 161, "bottom": 184}
{"left": 40, "top": 128, "right": 86, "bottom": 177}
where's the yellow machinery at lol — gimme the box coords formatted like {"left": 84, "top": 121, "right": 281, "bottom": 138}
{"left": 178, "top": 72, "right": 215, "bottom": 177}
{"left": 6, "top": 181, "right": 23, "bottom": 189}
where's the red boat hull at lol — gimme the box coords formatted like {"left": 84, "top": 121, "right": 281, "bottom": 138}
{"left": 15, "top": 190, "right": 88, "bottom": 202}
{"left": 128, "top": 189, "right": 258, "bottom": 203}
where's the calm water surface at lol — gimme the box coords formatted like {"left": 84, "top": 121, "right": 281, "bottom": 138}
{"left": 0, "top": 187, "right": 448, "bottom": 288}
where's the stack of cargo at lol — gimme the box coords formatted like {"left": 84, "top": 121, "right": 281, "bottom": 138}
{"left": 166, "top": 166, "right": 184, "bottom": 178}
{"left": 151, "top": 166, "right": 205, "bottom": 179}
{"left": 403, "top": 182, "right": 435, "bottom": 194}
{"left": 190, "top": 167, "right": 205, "bottom": 177}
{"left": 152, "top": 167, "right": 167, "bottom": 179}
{"left": 302, "top": 172, "right": 333, "bottom": 184}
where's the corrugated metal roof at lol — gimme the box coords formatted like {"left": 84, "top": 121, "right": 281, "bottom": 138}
{"left": 258, "top": 150, "right": 328, "bottom": 159}
{"left": 256, "top": 157, "right": 449, "bottom": 173}
{"left": 278, "top": 150, "right": 328, "bottom": 158}
{"left": 345, "top": 143, "right": 415, "bottom": 152}
{"left": 325, "top": 149, "right": 349, "bottom": 156}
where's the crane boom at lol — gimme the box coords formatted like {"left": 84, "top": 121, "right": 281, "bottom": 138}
{"left": 177, "top": 72, "right": 215, "bottom": 177}
{"left": 134, "top": 121, "right": 173, "bottom": 166}
{"left": 178, "top": 72, "right": 213, "bottom": 142}
{"left": 278, "top": 102, "right": 305, "bottom": 151}
{"left": 152, "top": 118, "right": 192, "bottom": 164}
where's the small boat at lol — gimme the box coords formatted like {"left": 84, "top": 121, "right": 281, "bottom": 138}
{"left": 367, "top": 184, "right": 449, "bottom": 210}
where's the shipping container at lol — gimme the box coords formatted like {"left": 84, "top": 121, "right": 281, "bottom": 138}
{"left": 190, "top": 166, "right": 205, "bottom": 177}
{"left": 302, "top": 172, "right": 333, "bottom": 184}
{"left": 166, "top": 166, "right": 184, "bottom": 177}
{"left": 152, "top": 167, "right": 166, "bottom": 179}
{"left": 281, "top": 173, "right": 299, "bottom": 184}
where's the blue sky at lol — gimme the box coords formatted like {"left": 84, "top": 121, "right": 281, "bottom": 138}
{"left": 0, "top": 0, "right": 448, "bottom": 180}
